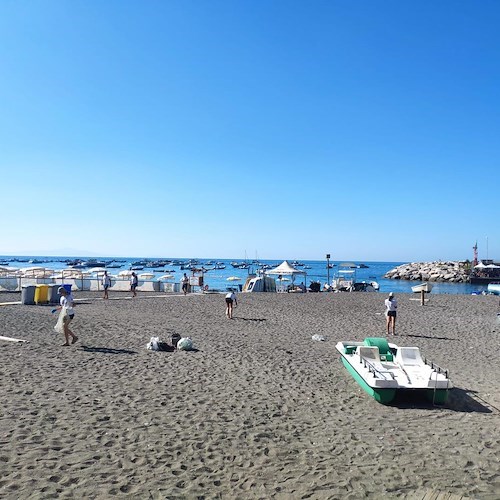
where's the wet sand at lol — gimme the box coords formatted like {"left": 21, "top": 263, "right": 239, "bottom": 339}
{"left": 1, "top": 290, "right": 500, "bottom": 498}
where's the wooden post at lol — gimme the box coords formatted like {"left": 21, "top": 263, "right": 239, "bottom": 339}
{"left": 421, "top": 289, "right": 425, "bottom": 306}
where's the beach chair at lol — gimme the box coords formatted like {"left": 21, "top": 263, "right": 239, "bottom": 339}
{"left": 396, "top": 347, "right": 425, "bottom": 367}
{"left": 358, "top": 346, "right": 382, "bottom": 364}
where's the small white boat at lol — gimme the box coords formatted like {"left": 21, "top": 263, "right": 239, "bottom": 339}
{"left": 335, "top": 337, "right": 452, "bottom": 404}
{"left": 242, "top": 275, "right": 276, "bottom": 292}
{"left": 487, "top": 283, "right": 500, "bottom": 295}
{"left": 411, "top": 282, "right": 433, "bottom": 293}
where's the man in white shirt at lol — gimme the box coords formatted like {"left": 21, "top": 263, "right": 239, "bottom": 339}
{"left": 225, "top": 291, "right": 238, "bottom": 319}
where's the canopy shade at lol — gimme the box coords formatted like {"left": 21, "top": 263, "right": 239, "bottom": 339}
{"left": 265, "top": 260, "right": 306, "bottom": 276}
{"left": 474, "top": 262, "right": 487, "bottom": 269}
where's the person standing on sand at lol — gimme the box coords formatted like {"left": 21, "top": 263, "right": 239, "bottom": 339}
{"left": 130, "top": 272, "right": 138, "bottom": 297}
{"left": 102, "top": 270, "right": 111, "bottom": 299}
{"left": 53, "top": 287, "right": 78, "bottom": 346}
{"left": 181, "top": 273, "right": 189, "bottom": 295}
{"left": 384, "top": 292, "right": 398, "bottom": 335}
{"left": 225, "top": 291, "right": 238, "bottom": 319}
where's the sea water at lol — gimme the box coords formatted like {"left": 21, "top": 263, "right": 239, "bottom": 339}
{"left": 0, "top": 255, "right": 488, "bottom": 295}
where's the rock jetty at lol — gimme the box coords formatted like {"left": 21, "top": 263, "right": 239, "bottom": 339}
{"left": 384, "top": 261, "right": 470, "bottom": 283}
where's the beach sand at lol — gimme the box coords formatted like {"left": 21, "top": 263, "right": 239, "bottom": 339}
{"left": 1, "top": 290, "right": 500, "bottom": 499}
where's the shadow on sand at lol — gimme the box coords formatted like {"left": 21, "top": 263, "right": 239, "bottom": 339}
{"left": 403, "top": 334, "right": 457, "bottom": 341}
{"left": 390, "top": 387, "right": 494, "bottom": 413}
{"left": 234, "top": 317, "right": 267, "bottom": 322}
{"left": 80, "top": 345, "right": 138, "bottom": 355}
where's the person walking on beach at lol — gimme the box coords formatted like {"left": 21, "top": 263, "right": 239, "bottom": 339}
{"left": 225, "top": 290, "right": 238, "bottom": 319}
{"left": 181, "top": 273, "right": 189, "bottom": 295}
{"left": 384, "top": 292, "right": 398, "bottom": 335}
{"left": 102, "top": 270, "right": 111, "bottom": 299}
{"left": 130, "top": 272, "right": 138, "bottom": 297}
{"left": 53, "top": 286, "right": 78, "bottom": 346}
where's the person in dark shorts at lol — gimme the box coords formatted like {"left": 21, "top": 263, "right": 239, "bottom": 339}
{"left": 225, "top": 291, "right": 238, "bottom": 319}
{"left": 384, "top": 292, "right": 398, "bottom": 335}
{"left": 130, "top": 272, "right": 138, "bottom": 297}
{"left": 54, "top": 286, "right": 78, "bottom": 346}
{"left": 181, "top": 273, "right": 189, "bottom": 295}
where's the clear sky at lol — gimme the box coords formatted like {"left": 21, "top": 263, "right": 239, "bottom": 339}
{"left": 1, "top": 0, "right": 498, "bottom": 262}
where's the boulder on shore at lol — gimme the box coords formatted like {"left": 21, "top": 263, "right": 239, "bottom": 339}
{"left": 384, "top": 261, "right": 470, "bottom": 283}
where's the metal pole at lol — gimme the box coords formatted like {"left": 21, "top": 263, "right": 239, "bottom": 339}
{"left": 326, "top": 254, "right": 330, "bottom": 284}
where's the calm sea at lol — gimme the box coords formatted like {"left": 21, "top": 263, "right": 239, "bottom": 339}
{"left": 0, "top": 255, "right": 486, "bottom": 295}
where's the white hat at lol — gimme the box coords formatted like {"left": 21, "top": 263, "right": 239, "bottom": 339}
{"left": 389, "top": 292, "right": 394, "bottom": 297}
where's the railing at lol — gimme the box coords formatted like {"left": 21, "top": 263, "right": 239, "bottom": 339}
{"left": 360, "top": 357, "right": 396, "bottom": 380}
{"left": 423, "top": 356, "right": 449, "bottom": 380}
{"left": 0, "top": 276, "right": 179, "bottom": 293}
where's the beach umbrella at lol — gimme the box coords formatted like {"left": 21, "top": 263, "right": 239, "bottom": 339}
{"left": 158, "top": 274, "right": 175, "bottom": 280}
{"left": 474, "top": 262, "right": 487, "bottom": 269}
{"left": 89, "top": 267, "right": 108, "bottom": 274}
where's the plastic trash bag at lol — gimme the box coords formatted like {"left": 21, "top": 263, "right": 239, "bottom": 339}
{"left": 177, "top": 337, "right": 194, "bottom": 351}
{"left": 147, "top": 336, "right": 160, "bottom": 350}
{"left": 311, "top": 334, "right": 327, "bottom": 342}
{"left": 54, "top": 310, "right": 66, "bottom": 334}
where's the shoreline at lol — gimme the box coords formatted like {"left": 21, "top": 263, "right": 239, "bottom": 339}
{"left": 1, "top": 291, "right": 500, "bottom": 498}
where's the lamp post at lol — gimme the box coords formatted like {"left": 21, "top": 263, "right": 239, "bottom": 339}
{"left": 326, "top": 254, "right": 331, "bottom": 284}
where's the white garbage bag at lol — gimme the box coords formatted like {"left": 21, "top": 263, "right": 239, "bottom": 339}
{"left": 177, "top": 337, "right": 194, "bottom": 351}
{"left": 147, "top": 336, "right": 160, "bottom": 350}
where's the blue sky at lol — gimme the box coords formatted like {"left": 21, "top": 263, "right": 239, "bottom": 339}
{"left": 1, "top": 0, "right": 498, "bottom": 262}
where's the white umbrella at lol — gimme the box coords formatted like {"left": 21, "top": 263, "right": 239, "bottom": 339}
{"left": 474, "top": 262, "right": 487, "bottom": 269}
{"left": 485, "top": 264, "right": 500, "bottom": 269}
{"left": 89, "top": 267, "right": 108, "bottom": 274}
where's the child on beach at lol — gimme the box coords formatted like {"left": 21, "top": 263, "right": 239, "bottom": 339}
{"left": 225, "top": 291, "right": 238, "bottom": 319}
{"left": 102, "top": 270, "right": 111, "bottom": 299}
{"left": 384, "top": 292, "right": 397, "bottom": 335}
{"left": 130, "top": 272, "right": 138, "bottom": 297}
{"left": 53, "top": 286, "right": 78, "bottom": 346}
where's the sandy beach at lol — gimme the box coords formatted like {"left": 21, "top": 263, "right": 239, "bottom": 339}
{"left": 1, "top": 290, "right": 500, "bottom": 499}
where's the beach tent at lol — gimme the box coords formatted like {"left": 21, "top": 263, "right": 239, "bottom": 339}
{"left": 265, "top": 260, "right": 307, "bottom": 288}
{"left": 474, "top": 262, "right": 487, "bottom": 269}
{"left": 485, "top": 264, "right": 500, "bottom": 269}
{"left": 265, "top": 260, "right": 306, "bottom": 276}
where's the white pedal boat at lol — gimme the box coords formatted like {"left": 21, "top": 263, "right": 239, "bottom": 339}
{"left": 335, "top": 337, "right": 452, "bottom": 404}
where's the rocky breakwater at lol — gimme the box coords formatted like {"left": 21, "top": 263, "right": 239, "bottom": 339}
{"left": 384, "top": 261, "right": 470, "bottom": 283}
